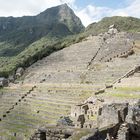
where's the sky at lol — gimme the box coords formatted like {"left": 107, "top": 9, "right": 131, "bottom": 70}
{"left": 0, "top": 0, "right": 140, "bottom": 26}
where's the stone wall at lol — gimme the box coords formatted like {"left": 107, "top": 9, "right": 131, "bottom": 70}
{"left": 71, "top": 98, "right": 103, "bottom": 129}
{"left": 30, "top": 127, "right": 74, "bottom": 140}
{"left": 97, "top": 103, "right": 128, "bottom": 129}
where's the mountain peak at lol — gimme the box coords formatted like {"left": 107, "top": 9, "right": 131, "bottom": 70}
{"left": 0, "top": 3, "right": 84, "bottom": 57}
{"left": 59, "top": 3, "right": 68, "bottom": 7}
{"left": 37, "top": 4, "right": 84, "bottom": 33}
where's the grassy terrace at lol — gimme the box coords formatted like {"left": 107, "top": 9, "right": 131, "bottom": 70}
{"left": 71, "top": 129, "right": 95, "bottom": 140}
{"left": 0, "top": 32, "right": 139, "bottom": 140}
{"left": 98, "top": 86, "right": 140, "bottom": 99}
{"left": 0, "top": 83, "right": 94, "bottom": 139}
{"left": 105, "top": 92, "right": 140, "bottom": 99}
{"left": 115, "top": 87, "right": 140, "bottom": 92}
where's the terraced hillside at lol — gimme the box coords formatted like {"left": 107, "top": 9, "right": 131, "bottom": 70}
{"left": 0, "top": 32, "right": 140, "bottom": 139}
{"left": 0, "top": 84, "right": 94, "bottom": 139}
{"left": 96, "top": 69, "right": 140, "bottom": 104}
{"left": 24, "top": 36, "right": 101, "bottom": 84}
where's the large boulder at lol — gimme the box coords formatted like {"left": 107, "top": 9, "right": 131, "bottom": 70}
{"left": 15, "top": 67, "right": 24, "bottom": 78}
{"left": 106, "top": 24, "right": 119, "bottom": 35}
{"left": 0, "top": 77, "right": 8, "bottom": 87}
{"left": 126, "top": 100, "right": 140, "bottom": 137}
{"left": 97, "top": 103, "right": 128, "bottom": 129}
{"left": 57, "top": 116, "right": 74, "bottom": 127}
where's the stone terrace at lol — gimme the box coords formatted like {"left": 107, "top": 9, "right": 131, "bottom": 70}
{"left": 0, "top": 32, "right": 139, "bottom": 139}
{"left": 24, "top": 36, "right": 102, "bottom": 84}
{"left": 0, "top": 84, "right": 95, "bottom": 139}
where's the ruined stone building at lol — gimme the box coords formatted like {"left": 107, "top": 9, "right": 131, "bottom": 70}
{"left": 71, "top": 97, "right": 104, "bottom": 129}
{"left": 15, "top": 67, "right": 24, "bottom": 78}
{"left": 108, "top": 24, "right": 118, "bottom": 35}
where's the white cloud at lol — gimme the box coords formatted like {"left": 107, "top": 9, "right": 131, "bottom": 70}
{"left": 76, "top": 0, "right": 140, "bottom": 26}
{"left": 0, "top": 0, "right": 139, "bottom": 27}
{"left": 0, "top": 0, "right": 75, "bottom": 17}
{"left": 120, "top": 0, "right": 140, "bottom": 17}
{"left": 76, "top": 5, "right": 112, "bottom": 26}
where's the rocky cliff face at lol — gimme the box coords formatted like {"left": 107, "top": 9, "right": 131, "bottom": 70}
{"left": 98, "top": 103, "right": 128, "bottom": 129}
{"left": 37, "top": 4, "right": 84, "bottom": 34}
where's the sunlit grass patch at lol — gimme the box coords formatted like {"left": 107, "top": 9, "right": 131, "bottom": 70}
{"left": 89, "top": 115, "right": 97, "bottom": 121}
{"left": 115, "top": 87, "right": 140, "bottom": 92}
{"left": 71, "top": 129, "right": 93, "bottom": 140}
{"left": 106, "top": 92, "right": 140, "bottom": 99}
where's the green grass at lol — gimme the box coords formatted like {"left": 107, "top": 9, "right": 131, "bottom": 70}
{"left": 0, "top": 87, "right": 30, "bottom": 95}
{"left": 85, "top": 16, "right": 140, "bottom": 36}
{"left": 89, "top": 115, "right": 97, "bottom": 121}
{"left": 115, "top": 87, "right": 140, "bottom": 92}
{"left": 0, "top": 16, "right": 140, "bottom": 78}
{"left": 106, "top": 92, "right": 140, "bottom": 99}
{"left": 71, "top": 129, "right": 93, "bottom": 140}
{"left": 1, "top": 16, "right": 140, "bottom": 78}
{"left": 27, "top": 98, "right": 72, "bottom": 107}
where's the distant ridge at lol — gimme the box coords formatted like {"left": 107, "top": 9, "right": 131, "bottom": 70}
{"left": 85, "top": 16, "right": 140, "bottom": 35}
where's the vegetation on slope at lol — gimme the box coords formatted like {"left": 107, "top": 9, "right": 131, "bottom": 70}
{"left": 0, "top": 34, "right": 85, "bottom": 77}
{"left": 0, "top": 4, "right": 85, "bottom": 77}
